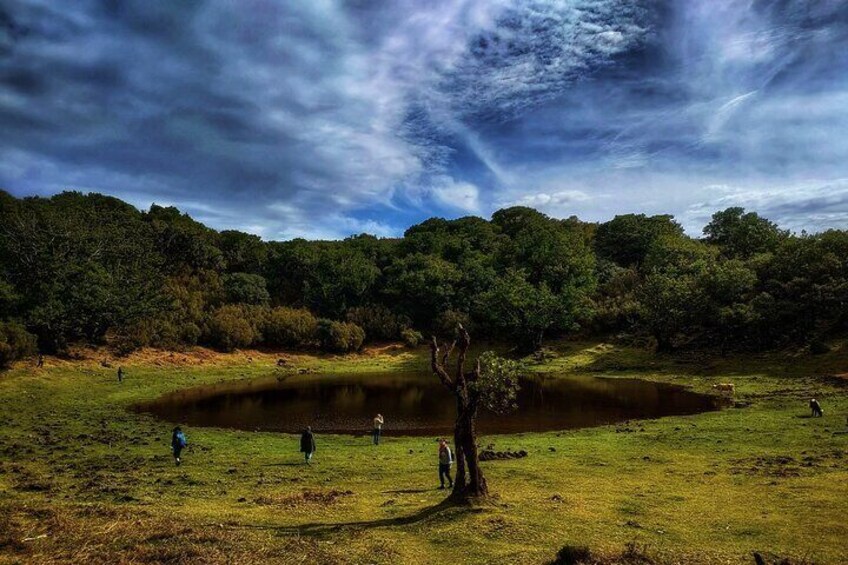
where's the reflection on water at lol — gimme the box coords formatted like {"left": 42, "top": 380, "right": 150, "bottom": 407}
{"left": 135, "top": 372, "right": 719, "bottom": 436}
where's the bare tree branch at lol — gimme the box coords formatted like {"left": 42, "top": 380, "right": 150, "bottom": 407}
{"left": 430, "top": 336, "right": 455, "bottom": 391}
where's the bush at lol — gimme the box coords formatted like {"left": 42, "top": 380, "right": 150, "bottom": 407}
{"left": 204, "top": 305, "right": 261, "bottom": 351}
{"left": 263, "top": 307, "right": 318, "bottom": 348}
{"left": 316, "top": 319, "right": 365, "bottom": 353}
{"left": 110, "top": 316, "right": 202, "bottom": 355}
{"left": 0, "top": 321, "right": 37, "bottom": 368}
{"left": 345, "top": 305, "right": 410, "bottom": 341}
{"left": 401, "top": 328, "right": 423, "bottom": 348}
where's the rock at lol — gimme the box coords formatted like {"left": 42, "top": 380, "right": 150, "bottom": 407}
{"left": 479, "top": 449, "right": 528, "bottom": 462}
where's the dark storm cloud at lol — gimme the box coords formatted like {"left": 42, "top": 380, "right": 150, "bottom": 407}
{"left": 1, "top": 0, "right": 847, "bottom": 238}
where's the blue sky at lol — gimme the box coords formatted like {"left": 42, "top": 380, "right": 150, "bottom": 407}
{"left": 2, "top": 0, "right": 847, "bottom": 239}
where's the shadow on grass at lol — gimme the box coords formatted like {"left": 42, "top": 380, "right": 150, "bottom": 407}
{"left": 381, "top": 488, "right": 432, "bottom": 494}
{"left": 270, "top": 498, "right": 482, "bottom": 537}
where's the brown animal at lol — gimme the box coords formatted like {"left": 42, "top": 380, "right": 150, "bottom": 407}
{"left": 713, "top": 383, "right": 735, "bottom": 395}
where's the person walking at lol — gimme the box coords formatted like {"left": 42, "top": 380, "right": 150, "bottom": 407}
{"left": 117, "top": 366, "right": 124, "bottom": 383}
{"left": 300, "top": 426, "right": 316, "bottom": 464}
{"left": 372, "top": 413, "right": 384, "bottom": 445}
{"left": 171, "top": 426, "right": 187, "bottom": 466}
{"left": 36, "top": 354, "right": 44, "bottom": 368}
{"left": 810, "top": 398, "right": 824, "bottom": 417}
{"left": 438, "top": 438, "right": 454, "bottom": 490}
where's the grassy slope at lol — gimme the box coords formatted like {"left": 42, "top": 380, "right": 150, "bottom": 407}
{"left": 1, "top": 342, "right": 846, "bottom": 564}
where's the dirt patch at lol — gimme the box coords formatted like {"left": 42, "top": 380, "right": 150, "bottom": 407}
{"left": 753, "top": 551, "right": 816, "bottom": 565}
{"left": 253, "top": 489, "right": 354, "bottom": 508}
{"left": 731, "top": 450, "right": 845, "bottom": 477}
{"left": 0, "top": 501, "right": 349, "bottom": 564}
{"left": 549, "top": 541, "right": 655, "bottom": 564}
{"left": 24, "top": 345, "right": 311, "bottom": 370}
{"left": 730, "top": 455, "right": 802, "bottom": 478}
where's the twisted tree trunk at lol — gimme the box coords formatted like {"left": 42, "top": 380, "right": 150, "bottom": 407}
{"left": 431, "top": 326, "right": 488, "bottom": 500}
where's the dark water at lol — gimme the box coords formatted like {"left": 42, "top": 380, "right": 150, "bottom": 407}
{"left": 135, "top": 372, "right": 719, "bottom": 436}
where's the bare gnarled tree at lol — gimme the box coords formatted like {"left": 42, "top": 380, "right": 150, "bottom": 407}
{"left": 430, "top": 325, "right": 520, "bottom": 500}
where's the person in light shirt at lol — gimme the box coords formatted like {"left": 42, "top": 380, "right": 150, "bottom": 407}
{"left": 438, "top": 438, "right": 454, "bottom": 490}
{"left": 372, "top": 413, "right": 384, "bottom": 445}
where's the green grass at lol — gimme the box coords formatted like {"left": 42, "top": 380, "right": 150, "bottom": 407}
{"left": 1, "top": 342, "right": 847, "bottom": 564}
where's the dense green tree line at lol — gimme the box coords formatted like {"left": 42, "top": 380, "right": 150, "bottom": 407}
{"left": 0, "top": 190, "right": 845, "bottom": 366}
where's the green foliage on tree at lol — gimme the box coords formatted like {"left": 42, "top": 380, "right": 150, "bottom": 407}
{"left": 345, "top": 305, "right": 410, "bottom": 341}
{"left": 704, "top": 207, "right": 787, "bottom": 258}
{"left": 474, "top": 351, "right": 523, "bottom": 414}
{"left": 222, "top": 273, "right": 270, "bottom": 305}
{"left": 219, "top": 230, "right": 268, "bottom": 274}
{"left": 477, "top": 269, "right": 581, "bottom": 352}
{"left": 1, "top": 190, "right": 845, "bottom": 358}
{"left": 639, "top": 272, "right": 706, "bottom": 352}
{"left": 595, "top": 214, "right": 684, "bottom": 267}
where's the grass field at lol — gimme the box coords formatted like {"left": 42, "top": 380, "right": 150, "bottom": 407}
{"left": 1, "top": 341, "right": 847, "bottom": 564}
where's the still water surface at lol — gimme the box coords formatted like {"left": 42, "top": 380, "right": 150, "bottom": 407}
{"left": 136, "top": 372, "right": 719, "bottom": 436}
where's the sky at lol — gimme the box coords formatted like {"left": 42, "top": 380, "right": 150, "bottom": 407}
{"left": 2, "top": 0, "right": 848, "bottom": 240}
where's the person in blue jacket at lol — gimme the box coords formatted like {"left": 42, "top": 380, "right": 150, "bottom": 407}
{"left": 171, "top": 426, "right": 187, "bottom": 466}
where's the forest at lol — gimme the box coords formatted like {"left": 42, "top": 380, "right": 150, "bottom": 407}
{"left": 1, "top": 189, "right": 846, "bottom": 366}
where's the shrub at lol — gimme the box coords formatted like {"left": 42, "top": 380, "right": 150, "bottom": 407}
{"left": 263, "top": 307, "right": 318, "bottom": 348}
{"left": 316, "top": 319, "right": 365, "bottom": 353}
{"left": 204, "top": 305, "right": 261, "bottom": 351}
{"left": 110, "top": 316, "right": 202, "bottom": 355}
{"left": 345, "top": 305, "right": 410, "bottom": 341}
{"left": 0, "top": 321, "right": 37, "bottom": 368}
{"left": 401, "top": 328, "right": 423, "bottom": 348}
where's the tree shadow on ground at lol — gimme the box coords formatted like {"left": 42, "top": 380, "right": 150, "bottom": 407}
{"left": 381, "top": 488, "right": 432, "bottom": 494}
{"left": 271, "top": 498, "right": 483, "bottom": 537}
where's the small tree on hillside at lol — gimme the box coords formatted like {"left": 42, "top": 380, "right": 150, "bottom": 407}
{"left": 430, "top": 325, "right": 521, "bottom": 501}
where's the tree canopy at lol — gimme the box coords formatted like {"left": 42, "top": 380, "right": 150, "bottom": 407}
{"left": 0, "top": 189, "right": 845, "bottom": 362}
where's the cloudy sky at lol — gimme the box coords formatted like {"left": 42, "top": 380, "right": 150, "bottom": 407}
{"left": 2, "top": 1, "right": 847, "bottom": 239}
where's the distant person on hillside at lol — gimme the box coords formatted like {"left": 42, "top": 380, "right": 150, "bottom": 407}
{"left": 36, "top": 354, "right": 44, "bottom": 368}
{"left": 117, "top": 366, "right": 124, "bottom": 383}
{"left": 171, "top": 426, "right": 187, "bottom": 466}
{"left": 301, "top": 426, "right": 316, "bottom": 464}
{"left": 810, "top": 398, "right": 824, "bottom": 417}
{"left": 372, "top": 413, "right": 384, "bottom": 445}
{"left": 438, "top": 438, "right": 454, "bottom": 490}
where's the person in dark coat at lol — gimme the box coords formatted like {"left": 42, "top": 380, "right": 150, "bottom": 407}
{"left": 36, "top": 354, "right": 44, "bottom": 368}
{"left": 810, "top": 398, "right": 824, "bottom": 417}
{"left": 117, "top": 367, "right": 124, "bottom": 383}
{"left": 171, "top": 426, "right": 187, "bottom": 466}
{"left": 300, "top": 426, "right": 316, "bottom": 464}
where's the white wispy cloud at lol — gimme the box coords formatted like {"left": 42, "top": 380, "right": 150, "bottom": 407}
{"left": 1, "top": 0, "right": 847, "bottom": 238}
